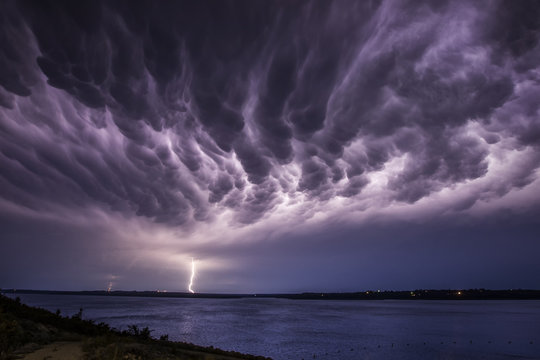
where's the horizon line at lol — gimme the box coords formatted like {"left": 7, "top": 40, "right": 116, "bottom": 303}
{"left": 2, "top": 288, "right": 540, "bottom": 295}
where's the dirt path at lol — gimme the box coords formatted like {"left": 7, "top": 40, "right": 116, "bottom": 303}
{"left": 20, "top": 342, "right": 84, "bottom": 360}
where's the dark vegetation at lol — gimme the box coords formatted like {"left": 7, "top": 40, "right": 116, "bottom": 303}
{"left": 2, "top": 288, "right": 540, "bottom": 300}
{"left": 277, "top": 288, "right": 540, "bottom": 300}
{"left": 0, "top": 294, "right": 270, "bottom": 360}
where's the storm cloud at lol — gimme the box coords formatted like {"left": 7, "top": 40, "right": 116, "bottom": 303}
{"left": 1, "top": 0, "right": 540, "bottom": 292}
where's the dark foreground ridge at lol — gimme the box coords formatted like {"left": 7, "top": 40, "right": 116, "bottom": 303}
{"left": 2, "top": 288, "right": 540, "bottom": 300}
{"left": 0, "top": 294, "right": 271, "bottom": 360}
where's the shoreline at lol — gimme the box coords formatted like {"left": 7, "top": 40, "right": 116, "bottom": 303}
{"left": 0, "top": 294, "right": 271, "bottom": 360}
{"left": 2, "top": 288, "right": 540, "bottom": 301}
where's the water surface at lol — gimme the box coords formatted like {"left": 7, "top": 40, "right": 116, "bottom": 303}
{"left": 6, "top": 294, "right": 540, "bottom": 360}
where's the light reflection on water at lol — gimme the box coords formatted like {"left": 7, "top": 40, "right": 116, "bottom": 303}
{"left": 6, "top": 294, "right": 540, "bottom": 360}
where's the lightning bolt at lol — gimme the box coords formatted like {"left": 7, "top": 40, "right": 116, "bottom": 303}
{"left": 188, "top": 257, "right": 196, "bottom": 294}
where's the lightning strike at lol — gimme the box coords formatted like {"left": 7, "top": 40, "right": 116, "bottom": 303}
{"left": 188, "top": 257, "right": 196, "bottom": 294}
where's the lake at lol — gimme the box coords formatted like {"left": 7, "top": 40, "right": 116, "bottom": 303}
{"left": 6, "top": 293, "right": 540, "bottom": 360}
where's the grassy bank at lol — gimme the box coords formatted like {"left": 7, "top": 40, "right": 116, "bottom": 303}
{"left": 0, "top": 294, "right": 270, "bottom": 360}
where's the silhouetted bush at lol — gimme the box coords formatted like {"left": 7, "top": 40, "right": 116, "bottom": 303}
{"left": 125, "top": 324, "right": 152, "bottom": 340}
{"left": 72, "top": 307, "right": 83, "bottom": 320}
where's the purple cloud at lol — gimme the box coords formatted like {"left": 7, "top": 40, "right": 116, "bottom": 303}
{"left": 1, "top": 0, "right": 540, "bottom": 291}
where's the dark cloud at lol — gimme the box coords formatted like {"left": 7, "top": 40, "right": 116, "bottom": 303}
{"left": 1, "top": 0, "right": 540, "bottom": 293}
{"left": 0, "top": 0, "right": 539, "bottom": 228}
{"left": 487, "top": 0, "right": 540, "bottom": 58}
{"left": 298, "top": 159, "right": 329, "bottom": 193}
{"left": 208, "top": 174, "right": 234, "bottom": 204}
{"left": 389, "top": 130, "right": 489, "bottom": 203}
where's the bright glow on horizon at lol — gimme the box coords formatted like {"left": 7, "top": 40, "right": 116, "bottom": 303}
{"left": 188, "top": 257, "right": 196, "bottom": 293}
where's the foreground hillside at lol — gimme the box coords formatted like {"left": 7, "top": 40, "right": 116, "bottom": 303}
{"left": 0, "top": 294, "right": 270, "bottom": 360}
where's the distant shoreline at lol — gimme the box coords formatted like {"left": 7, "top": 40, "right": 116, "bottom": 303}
{"left": 3, "top": 288, "right": 540, "bottom": 300}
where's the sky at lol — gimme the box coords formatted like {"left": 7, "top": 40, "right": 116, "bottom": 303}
{"left": 1, "top": 0, "right": 539, "bottom": 293}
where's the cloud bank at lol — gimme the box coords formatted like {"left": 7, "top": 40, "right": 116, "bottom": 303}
{"left": 1, "top": 0, "right": 539, "bottom": 291}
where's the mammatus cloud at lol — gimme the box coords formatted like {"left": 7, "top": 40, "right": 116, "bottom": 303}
{"left": 1, "top": 0, "right": 539, "bottom": 225}
{"left": 1, "top": 0, "right": 540, "bottom": 291}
